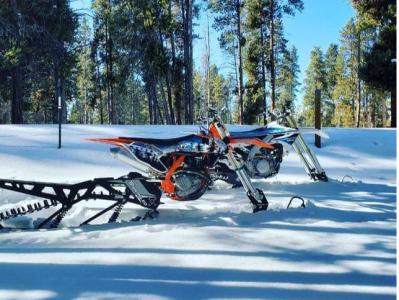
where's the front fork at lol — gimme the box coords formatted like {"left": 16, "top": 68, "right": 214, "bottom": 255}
{"left": 285, "top": 115, "right": 328, "bottom": 181}
{"left": 211, "top": 117, "right": 268, "bottom": 212}
{"left": 225, "top": 149, "right": 268, "bottom": 212}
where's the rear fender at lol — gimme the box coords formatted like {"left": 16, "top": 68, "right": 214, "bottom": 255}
{"left": 86, "top": 137, "right": 134, "bottom": 146}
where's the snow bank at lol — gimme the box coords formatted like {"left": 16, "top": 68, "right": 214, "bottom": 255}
{"left": 0, "top": 125, "right": 396, "bottom": 299}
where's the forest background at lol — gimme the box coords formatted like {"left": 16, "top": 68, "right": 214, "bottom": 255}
{"left": 0, "top": 0, "right": 396, "bottom": 127}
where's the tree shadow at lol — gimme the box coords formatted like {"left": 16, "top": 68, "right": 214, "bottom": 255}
{"left": 0, "top": 261, "right": 395, "bottom": 300}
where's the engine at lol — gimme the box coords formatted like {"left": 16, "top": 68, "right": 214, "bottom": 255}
{"left": 172, "top": 169, "right": 211, "bottom": 201}
{"left": 245, "top": 143, "right": 283, "bottom": 179}
{"left": 111, "top": 140, "right": 215, "bottom": 201}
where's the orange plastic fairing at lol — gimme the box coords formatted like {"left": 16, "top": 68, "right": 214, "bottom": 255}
{"left": 208, "top": 123, "right": 221, "bottom": 139}
{"left": 160, "top": 155, "right": 185, "bottom": 198}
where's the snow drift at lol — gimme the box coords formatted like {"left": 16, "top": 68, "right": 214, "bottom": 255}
{"left": 0, "top": 125, "right": 396, "bottom": 300}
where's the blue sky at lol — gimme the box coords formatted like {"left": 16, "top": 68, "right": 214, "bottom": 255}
{"left": 72, "top": 0, "right": 355, "bottom": 105}
{"left": 193, "top": 0, "right": 355, "bottom": 106}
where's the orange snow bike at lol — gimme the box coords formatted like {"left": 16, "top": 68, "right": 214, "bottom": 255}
{"left": 0, "top": 107, "right": 326, "bottom": 229}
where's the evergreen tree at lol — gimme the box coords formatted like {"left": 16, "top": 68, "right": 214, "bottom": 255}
{"left": 243, "top": 0, "right": 302, "bottom": 123}
{"left": 351, "top": 0, "right": 396, "bottom": 127}
{"left": 276, "top": 46, "right": 300, "bottom": 112}
{"left": 302, "top": 47, "right": 326, "bottom": 126}
{"left": 74, "top": 17, "right": 95, "bottom": 124}
{"left": 323, "top": 43, "right": 339, "bottom": 126}
{"left": 332, "top": 48, "right": 354, "bottom": 127}
{"left": 208, "top": 0, "right": 245, "bottom": 124}
{"left": 264, "top": 0, "right": 303, "bottom": 110}
{"left": 193, "top": 64, "right": 232, "bottom": 123}
{"left": 0, "top": 0, "right": 77, "bottom": 124}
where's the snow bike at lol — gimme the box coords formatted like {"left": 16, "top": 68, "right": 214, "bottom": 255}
{"left": 0, "top": 107, "right": 320, "bottom": 229}
{"left": 89, "top": 108, "right": 275, "bottom": 213}
{"left": 209, "top": 107, "right": 328, "bottom": 187}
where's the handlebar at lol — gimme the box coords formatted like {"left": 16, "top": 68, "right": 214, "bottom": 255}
{"left": 268, "top": 107, "right": 291, "bottom": 121}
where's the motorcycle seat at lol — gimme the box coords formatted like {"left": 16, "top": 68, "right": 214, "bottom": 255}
{"left": 230, "top": 127, "right": 270, "bottom": 138}
{"left": 230, "top": 125, "right": 296, "bottom": 138}
{"left": 119, "top": 134, "right": 205, "bottom": 147}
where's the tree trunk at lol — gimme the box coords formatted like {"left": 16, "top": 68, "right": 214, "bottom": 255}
{"left": 371, "top": 94, "right": 376, "bottom": 127}
{"left": 10, "top": 0, "right": 23, "bottom": 124}
{"left": 156, "top": 25, "right": 172, "bottom": 125}
{"left": 61, "top": 78, "right": 66, "bottom": 123}
{"left": 269, "top": 0, "right": 276, "bottom": 111}
{"left": 364, "top": 92, "right": 369, "bottom": 127}
{"left": 391, "top": 85, "right": 396, "bottom": 127}
{"left": 53, "top": 62, "right": 60, "bottom": 124}
{"left": 105, "top": 19, "right": 111, "bottom": 124}
{"left": 356, "top": 87, "right": 361, "bottom": 127}
{"left": 260, "top": 18, "right": 267, "bottom": 125}
{"left": 154, "top": 87, "right": 164, "bottom": 125}
{"left": 167, "top": 0, "right": 176, "bottom": 124}
{"left": 165, "top": 72, "right": 175, "bottom": 124}
{"left": 188, "top": 0, "right": 193, "bottom": 123}
{"left": 160, "top": 80, "right": 172, "bottom": 124}
{"left": 104, "top": 3, "right": 115, "bottom": 124}
{"left": 94, "top": 51, "right": 104, "bottom": 124}
{"left": 356, "top": 32, "right": 361, "bottom": 128}
{"left": 131, "top": 92, "right": 136, "bottom": 124}
{"left": 11, "top": 68, "right": 23, "bottom": 124}
{"left": 106, "top": 0, "right": 116, "bottom": 124}
{"left": 231, "top": 28, "right": 239, "bottom": 123}
{"left": 182, "top": 0, "right": 193, "bottom": 124}
{"left": 236, "top": 0, "right": 244, "bottom": 124}
{"left": 146, "top": 77, "right": 160, "bottom": 125}
{"left": 109, "top": 38, "right": 115, "bottom": 124}
{"left": 170, "top": 31, "right": 181, "bottom": 124}
{"left": 382, "top": 96, "right": 386, "bottom": 127}
{"left": 147, "top": 82, "right": 154, "bottom": 125}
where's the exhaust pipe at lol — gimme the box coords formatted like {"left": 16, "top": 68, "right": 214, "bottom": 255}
{"left": 110, "top": 147, "right": 151, "bottom": 176}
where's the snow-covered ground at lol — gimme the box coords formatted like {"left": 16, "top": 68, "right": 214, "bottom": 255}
{"left": 0, "top": 125, "right": 396, "bottom": 300}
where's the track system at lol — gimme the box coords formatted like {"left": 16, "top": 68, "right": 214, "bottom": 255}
{"left": 0, "top": 172, "right": 161, "bottom": 229}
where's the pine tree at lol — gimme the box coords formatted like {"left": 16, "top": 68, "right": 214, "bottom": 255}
{"left": 276, "top": 46, "right": 300, "bottom": 112}
{"left": 93, "top": 0, "right": 116, "bottom": 124}
{"left": 351, "top": 0, "right": 396, "bottom": 127}
{"left": 0, "top": 0, "right": 77, "bottom": 124}
{"left": 208, "top": 0, "right": 245, "bottom": 124}
{"left": 332, "top": 49, "right": 354, "bottom": 127}
{"left": 323, "top": 43, "right": 339, "bottom": 126}
{"left": 75, "top": 18, "right": 95, "bottom": 124}
{"left": 243, "top": 1, "right": 264, "bottom": 124}
{"left": 243, "top": 0, "right": 302, "bottom": 123}
{"left": 264, "top": 0, "right": 303, "bottom": 110}
{"left": 302, "top": 47, "right": 326, "bottom": 126}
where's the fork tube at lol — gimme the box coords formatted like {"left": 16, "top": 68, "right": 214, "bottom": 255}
{"left": 225, "top": 150, "right": 257, "bottom": 195}
{"left": 286, "top": 114, "right": 324, "bottom": 174}
{"left": 292, "top": 139, "right": 314, "bottom": 174}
